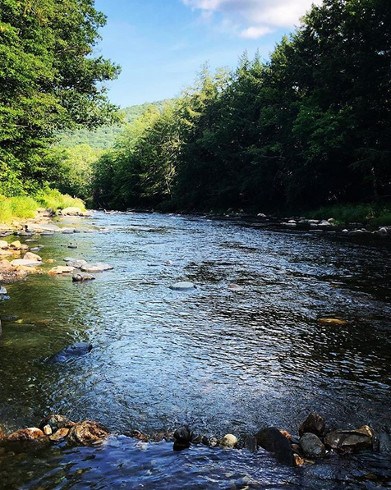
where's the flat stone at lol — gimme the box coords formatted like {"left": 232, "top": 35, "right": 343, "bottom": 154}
{"left": 324, "top": 426, "right": 374, "bottom": 451}
{"left": 169, "top": 281, "right": 195, "bottom": 291}
{"left": 49, "top": 427, "right": 70, "bottom": 442}
{"left": 317, "top": 317, "right": 348, "bottom": 326}
{"left": 23, "top": 252, "right": 42, "bottom": 262}
{"left": 10, "top": 259, "right": 42, "bottom": 267}
{"left": 80, "top": 263, "right": 113, "bottom": 273}
{"left": 65, "top": 259, "right": 88, "bottom": 269}
{"left": 48, "top": 266, "right": 75, "bottom": 275}
{"left": 0, "top": 240, "right": 8, "bottom": 249}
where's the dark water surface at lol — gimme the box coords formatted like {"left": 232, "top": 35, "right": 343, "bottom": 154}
{"left": 0, "top": 212, "right": 390, "bottom": 488}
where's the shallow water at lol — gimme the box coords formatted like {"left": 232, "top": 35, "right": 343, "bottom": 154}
{"left": 0, "top": 212, "right": 390, "bottom": 488}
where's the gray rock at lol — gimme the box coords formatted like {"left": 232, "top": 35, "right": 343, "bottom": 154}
{"left": 72, "top": 273, "right": 95, "bottom": 282}
{"left": 65, "top": 259, "right": 88, "bottom": 269}
{"left": 324, "top": 426, "right": 374, "bottom": 452}
{"left": 80, "top": 263, "right": 113, "bottom": 273}
{"left": 0, "top": 286, "right": 7, "bottom": 295}
{"left": 10, "top": 259, "right": 42, "bottom": 267}
{"left": 169, "top": 281, "right": 195, "bottom": 291}
{"left": 299, "top": 432, "right": 326, "bottom": 458}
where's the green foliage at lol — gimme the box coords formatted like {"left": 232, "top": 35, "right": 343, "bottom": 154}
{"left": 0, "top": 0, "right": 120, "bottom": 196}
{"left": 35, "top": 188, "right": 85, "bottom": 211}
{"left": 306, "top": 203, "right": 391, "bottom": 226}
{"left": 94, "top": 0, "right": 390, "bottom": 215}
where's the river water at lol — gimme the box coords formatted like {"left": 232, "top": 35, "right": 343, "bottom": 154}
{"left": 0, "top": 212, "right": 390, "bottom": 488}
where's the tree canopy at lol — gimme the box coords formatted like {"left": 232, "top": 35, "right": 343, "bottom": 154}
{"left": 93, "top": 0, "right": 390, "bottom": 213}
{"left": 0, "top": 0, "right": 120, "bottom": 195}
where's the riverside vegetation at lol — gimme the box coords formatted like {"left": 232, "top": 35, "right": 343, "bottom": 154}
{"left": 1, "top": 0, "right": 390, "bottom": 225}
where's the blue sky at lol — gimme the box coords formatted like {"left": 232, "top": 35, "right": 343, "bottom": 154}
{"left": 94, "top": 0, "right": 320, "bottom": 107}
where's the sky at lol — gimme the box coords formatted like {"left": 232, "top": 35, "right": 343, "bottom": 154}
{"left": 94, "top": 0, "right": 321, "bottom": 107}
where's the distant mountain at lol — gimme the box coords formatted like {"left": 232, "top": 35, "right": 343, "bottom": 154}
{"left": 57, "top": 100, "right": 167, "bottom": 149}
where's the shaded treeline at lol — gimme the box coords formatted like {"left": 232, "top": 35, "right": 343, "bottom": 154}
{"left": 94, "top": 0, "right": 390, "bottom": 213}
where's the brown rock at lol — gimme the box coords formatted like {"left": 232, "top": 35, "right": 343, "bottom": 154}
{"left": 0, "top": 260, "right": 13, "bottom": 271}
{"left": 7, "top": 428, "right": 45, "bottom": 441}
{"left": 67, "top": 420, "right": 110, "bottom": 446}
{"left": 279, "top": 429, "right": 292, "bottom": 440}
{"left": 299, "top": 412, "right": 326, "bottom": 437}
{"left": 317, "top": 318, "right": 348, "bottom": 326}
{"left": 49, "top": 428, "right": 70, "bottom": 442}
{"left": 324, "top": 425, "right": 374, "bottom": 452}
{"left": 293, "top": 453, "right": 306, "bottom": 466}
{"left": 9, "top": 240, "right": 22, "bottom": 250}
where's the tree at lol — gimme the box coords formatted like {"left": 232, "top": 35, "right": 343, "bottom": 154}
{"left": 0, "top": 0, "right": 120, "bottom": 195}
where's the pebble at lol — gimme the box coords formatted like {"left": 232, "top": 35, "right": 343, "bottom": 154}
{"left": 169, "top": 281, "right": 195, "bottom": 291}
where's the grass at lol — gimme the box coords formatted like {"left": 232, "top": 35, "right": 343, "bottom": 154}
{"left": 306, "top": 202, "right": 391, "bottom": 227}
{"left": 0, "top": 189, "right": 86, "bottom": 224}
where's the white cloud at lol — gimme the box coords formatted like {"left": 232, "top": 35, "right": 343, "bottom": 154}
{"left": 182, "top": 0, "right": 322, "bottom": 38}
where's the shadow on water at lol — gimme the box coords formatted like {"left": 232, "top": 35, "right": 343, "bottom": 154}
{"left": 0, "top": 212, "right": 390, "bottom": 488}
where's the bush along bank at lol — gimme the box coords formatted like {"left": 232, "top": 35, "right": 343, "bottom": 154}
{"left": 0, "top": 190, "right": 87, "bottom": 227}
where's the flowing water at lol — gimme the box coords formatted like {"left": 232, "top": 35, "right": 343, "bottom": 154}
{"left": 0, "top": 212, "right": 390, "bottom": 488}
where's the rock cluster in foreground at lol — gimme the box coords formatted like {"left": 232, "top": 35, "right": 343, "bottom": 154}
{"left": 0, "top": 412, "right": 377, "bottom": 469}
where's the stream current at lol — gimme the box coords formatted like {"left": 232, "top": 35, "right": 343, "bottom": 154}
{"left": 0, "top": 212, "right": 390, "bottom": 488}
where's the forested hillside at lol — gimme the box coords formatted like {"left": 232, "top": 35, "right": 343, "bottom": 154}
{"left": 93, "top": 0, "right": 390, "bottom": 215}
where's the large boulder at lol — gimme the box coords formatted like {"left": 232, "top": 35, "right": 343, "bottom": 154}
{"left": 299, "top": 433, "right": 326, "bottom": 458}
{"left": 324, "top": 426, "right": 374, "bottom": 452}
{"left": 255, "top": 427, "right": 295, "bottom": 466}
{"left": 299, "top": 412, "right": 326, "bottom": 437}
{"left": 67, "top": 420, "right": 110, "bottom": 446}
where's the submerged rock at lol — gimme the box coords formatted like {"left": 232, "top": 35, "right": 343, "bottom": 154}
{"left": 317, "top": 317, "right": 348, "bottom": 326}
{"left": 299, "top": 433, "right": 326, "bottom": 458}
{"left": 169, "top": 281, "right": 195, "bottom": 291}
{"left": 255, "top": 427, "right": 295, "bottom": 466}
{"left": 46, "top": 342, "right": 92, "bottom": 363}
{"left": 67, "top": 420, "right": 110, "bottom": 446}
{"left": 299, "top": 412, "right": 326, "bottom": 437}
{"left": 324, "top": 426, "right": 374, "bottom": 452}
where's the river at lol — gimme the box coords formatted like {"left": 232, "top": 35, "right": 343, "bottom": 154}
{"left": 0, "top": 212, "right": 390, "bottom": 488}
